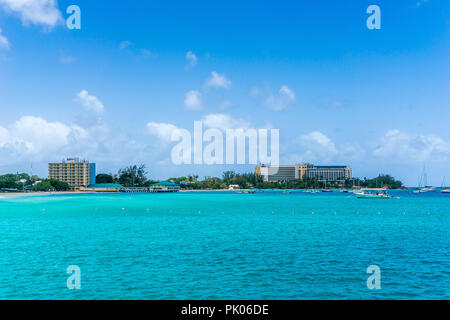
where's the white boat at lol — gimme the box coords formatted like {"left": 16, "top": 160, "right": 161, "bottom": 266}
{"left": 413, "top": 186, "right": 436, "bottom": 194}
{"left": 413, "top": 167, "right": 436, "bottom": 193}
{"left": 355, "top": 190, "right": 393, "bottom": 199}
{"left": 440, "top": 177, "right": 449, "bottom": 193}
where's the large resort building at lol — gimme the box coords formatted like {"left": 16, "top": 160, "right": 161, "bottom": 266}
{"left": 256, "top": 163, "right": 352, "bottom": 184}
{"left": 48, "top": 157, "right": 180, "bottom": 193}
{"left": 48, "top": 158, "right": 96, "bottom": 189}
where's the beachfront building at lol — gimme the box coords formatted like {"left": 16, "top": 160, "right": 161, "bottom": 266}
{"left": 149, "top": 181, "right": 180, "bottom": 192}
{"left": 256, "top": 163, "right": 352, "bottom": 184}
{"left": 48, "top": 158, "right": 96, "bottom": 189}
{"left": 82, "top": 184, "right": 124, "bottom": 192}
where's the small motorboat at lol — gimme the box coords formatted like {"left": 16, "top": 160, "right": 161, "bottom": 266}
{"left": 441, "top": 189, "right": 450, "bottom": 194}
{"left": 304, "top": 189, "right": 320, "bottom": 194}
{"left": 355, "top": 190, "right": 393, "bottom": 199}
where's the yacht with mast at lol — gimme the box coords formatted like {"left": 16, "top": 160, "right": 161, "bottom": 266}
{"left": 413, "top": 167, "right": 436, "bottom": 194}
{"left": 441, "top": 177, "right": 450, "bottom": 193}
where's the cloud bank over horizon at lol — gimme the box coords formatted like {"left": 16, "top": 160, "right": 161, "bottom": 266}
{"left": 1, "top": 109, "right": 449, "bottom": 185}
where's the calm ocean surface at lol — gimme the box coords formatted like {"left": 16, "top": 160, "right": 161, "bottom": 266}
{"left": 0, "top": 190, "right": 448, "bottom": 300}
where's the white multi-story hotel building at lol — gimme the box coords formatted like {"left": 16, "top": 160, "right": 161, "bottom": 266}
{"left": 256, "top": 163, "right": 352, "bottom": 183}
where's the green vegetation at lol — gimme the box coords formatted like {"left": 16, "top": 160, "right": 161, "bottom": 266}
{"left": 31, "top": 179, "right": 70, "bottom": 191}
{"left": 94, "top": 165, "right": 155, "bottom": 187}
{"left": 0, "top": 174, "right": 70, "bottom": 192}
{"left": 0, "top": 173, "right": 29, "bottom": 190}
{"left": 344, "top": 175, "right": 403, "bottom": 189}
{"left": 96, "top": 173, "right": 113, "bottom": 184}
{"left": 163, "top": 172, "right": 404, "bottom": 190}
{"left": 118, "top": 165, "right": 149, "bottom": 187}
{"left": 1, "top": 166, "right": 404, "bottom": 193}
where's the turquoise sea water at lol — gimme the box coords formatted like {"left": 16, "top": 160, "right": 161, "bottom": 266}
{"left": 0, "top": 190, "right": 448, "bottom": 300}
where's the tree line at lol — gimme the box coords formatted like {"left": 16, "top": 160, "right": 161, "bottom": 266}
{"left": 1, "top": 165, "right": 404, "bottom": 193}
{"left": 166, "top": 172, "right": 403, "bottom": 190}
{"left": 0, "top": 173, "right": 70, "bottom": 192}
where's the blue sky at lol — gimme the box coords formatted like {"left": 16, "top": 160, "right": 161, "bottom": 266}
{"left": 0, "top": 0, "right": 449, "bottom": 186}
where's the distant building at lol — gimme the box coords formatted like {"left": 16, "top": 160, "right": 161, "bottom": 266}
{"left": 48, "top": 158, "right": 96, "bottom": 188}
{"left": 83, "top": 184, "right": 124, "bottom": 192}
{"left": 228, "top": 184, "right": 240, "bottom": 190}
{"left": 150, "top": 181, "right": 180, "bottom": 192}
{"left": 256, "top": 163, "right": 352, "bottom": 184}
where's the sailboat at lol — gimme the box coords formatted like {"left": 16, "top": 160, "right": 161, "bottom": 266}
{"left": 441, "top": 177, "right": 450, "bottom": 193}
{"left": 413, "top": 167, "right": 436, "bottom": 194}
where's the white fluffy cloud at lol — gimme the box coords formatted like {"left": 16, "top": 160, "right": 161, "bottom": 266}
{"left": 0, "top": 115, "right": 157, "bottom": 170}
{"left": 145, "top": 113, "right": 253, "bottom": 151}
{"left": 184, "top": 90, "right": 203, "bottom": 111}
{"left": 147, "top": 122, "right": 181, "bottom": 142}
{"left": 292, "top": 129, "right": 450, "bottom": 166}
{"left": 265, "top": 85, "right": 296, "bottom": 111}
{"left": 205, "top": 71, "right": 231, "bottom": 89}
{"left": 0, "top": 0, "right": 63, "bottom": 27}
{"left": 185, "top": 50, "right": 197, "bottom": 69}
{"left": 76, "top": 90, "right": 105, "bottom": 115}
{"left": 201, "top": 113, "right": 250, "bottom": 131}
{"left": 0, "top": 27, "right": 9, "bottom": 49}
{"left": 373, "top": 129, "right": 450, "bottom": 163}
{"left": 290, "top": 131, "right": 364, "bottom": 164}
{"left": 298, "top": 131, "right": 338, "bottom": 163}
{"left": 0, "top": 116, "right": 87, "bottom": 159}
{"left": 147, "top": 114, "right": 250, "bottom": 144}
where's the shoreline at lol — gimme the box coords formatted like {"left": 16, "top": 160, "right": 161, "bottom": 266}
{"left": 0, "top": 188, "right": 411, "bottom": 199}
{"left": 0, "top": 191, "right": 96, "bottom": 199}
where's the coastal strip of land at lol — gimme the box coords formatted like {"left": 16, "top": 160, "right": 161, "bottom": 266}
{"left": 0, "top": 191, "right": 96, "bottom": 199}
